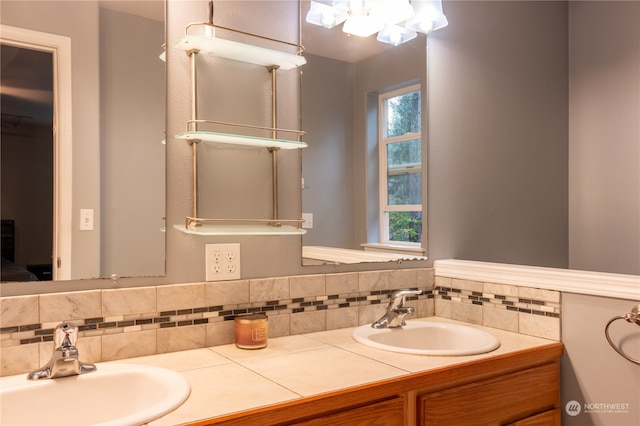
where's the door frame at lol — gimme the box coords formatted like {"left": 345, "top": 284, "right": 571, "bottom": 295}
{"left": 1, "top": 24, "right": 72, "bottom": 280}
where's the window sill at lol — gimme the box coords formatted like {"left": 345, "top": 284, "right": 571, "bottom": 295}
{"left": 361, "top": 243, "right": 426, "bottom": 257}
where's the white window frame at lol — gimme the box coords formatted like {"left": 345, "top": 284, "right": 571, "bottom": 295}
{"left": 378, "top": 84, "right": 422, "bottom": 246}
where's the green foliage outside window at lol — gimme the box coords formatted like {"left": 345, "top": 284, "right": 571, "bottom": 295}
{"left": 384, "top": 89, "right": 422, "bottom": 243}
{"left": 386, "top": 91, "right": 421, "bottom": 136}
{"left": 389, "top": 211, "right": 422, "bottom": 243}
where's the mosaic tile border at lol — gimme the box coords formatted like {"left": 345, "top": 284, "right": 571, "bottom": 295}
{"left": 435, "top": 286, "right": 561, "bottom": 318}
{"left": 1, "top": 288, "right": 434, "bottom": 346}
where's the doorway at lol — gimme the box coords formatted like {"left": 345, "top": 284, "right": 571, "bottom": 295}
{"left": 1, "top": 24, "right": 73, "bottom": 282}
{"left": 1, "top": 43, "right": 53, "bottom": 281}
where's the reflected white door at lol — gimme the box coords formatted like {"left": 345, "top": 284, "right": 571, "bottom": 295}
{"left": 1, "top": 24, "right": 72, "bottom": 280}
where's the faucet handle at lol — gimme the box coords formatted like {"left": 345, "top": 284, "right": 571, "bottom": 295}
{"left": 388, "top": 289, "right": 422, "bottom": 309}
{"left": 54, "top": 322, "right": 78, "bottom": 348}
{"left": 391, "top": 289, "right": 422, "bottom": 299}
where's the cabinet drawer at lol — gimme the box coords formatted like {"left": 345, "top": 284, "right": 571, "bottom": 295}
{"left": 508, "top": 408, "right": 560, "bottom": 426}
{"left": 293, "top": 397, "right": 404, "bottom": 426}
{"left": 418, "top": 362, "right": 559, "bottom": 425}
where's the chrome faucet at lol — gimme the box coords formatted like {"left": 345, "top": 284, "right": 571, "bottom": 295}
{"left": 372, "top": 289, "right": 422, "bottom": 329}
{"left": 27, "top": 322, "right": 97, "bottom": 380}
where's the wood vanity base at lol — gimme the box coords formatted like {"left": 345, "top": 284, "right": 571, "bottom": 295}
{"left": 187, "top": 343, "right": 563, "bottom": 426}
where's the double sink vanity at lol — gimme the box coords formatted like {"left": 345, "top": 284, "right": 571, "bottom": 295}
{"left": 1, "top": 317, "right": 562, "bottom": 426}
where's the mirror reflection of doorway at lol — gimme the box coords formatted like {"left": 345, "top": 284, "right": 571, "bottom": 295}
{"left": 1, "top": 43, "right": 54, "bottom": 281}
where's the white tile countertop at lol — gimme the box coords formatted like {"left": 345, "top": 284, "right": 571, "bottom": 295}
{"left": 97, "top": 317, "right": 559, "bottom": 426}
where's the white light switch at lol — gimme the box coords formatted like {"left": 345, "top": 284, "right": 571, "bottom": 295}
{"left": 302, "top": 213, "right": 313, "bottom": 229}
{"left": 80, "top": 209, "right": 94, "bottom": 231}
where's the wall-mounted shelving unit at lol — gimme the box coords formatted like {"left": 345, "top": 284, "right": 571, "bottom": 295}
{"left": 176, "top": 126, "right": 308, "bottom": 150}
{"left": 175, "top": 34, "right": 306, "bottom": 70}
{"left": 173, "top": 19, "right": 307, "bottom": 236}
{"left": 175, "top": 220, "right": 306, "bottom": 236}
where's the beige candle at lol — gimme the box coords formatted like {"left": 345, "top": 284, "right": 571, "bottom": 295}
{"left": 234, "top": 313, "right": 268, "bottom": 349}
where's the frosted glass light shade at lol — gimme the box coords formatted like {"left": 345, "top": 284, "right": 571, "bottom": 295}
{"left": 306, "top": 1, "right": 348, "bottom": 29}
{"left": 371, "top": 0, "right": 415, "bottom": 24}
{"left": 342, "top": 15, "right": 384, "bottom": 37}
{"left": 305, "top": 0, "right": 448, "bottom": 44}
{"left": 377, "top": 24, "right": 417, "bottom": 46}
{"left": 404, "top": 0, "right": 449, "bottom": 34}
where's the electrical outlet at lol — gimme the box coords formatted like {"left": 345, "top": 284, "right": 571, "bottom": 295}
{"left": 206, "top": 243, "right": 241, "bottom": 281}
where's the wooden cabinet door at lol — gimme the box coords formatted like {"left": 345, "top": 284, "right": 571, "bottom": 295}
{"left": 293, "top": 398, "right": 404, "bottom": 426}
{"left": 418, "top": 363, "right": 559, "bottom": 426}
{"left": 507, "top": 408, "right": 560, "bottom": 426}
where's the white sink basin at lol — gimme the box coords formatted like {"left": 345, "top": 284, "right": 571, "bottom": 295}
{"left": 352, "top": 320, "right": 500, "bottom": 356}
{"left": 0, "top": 363, "right": 190, "bottom": 426}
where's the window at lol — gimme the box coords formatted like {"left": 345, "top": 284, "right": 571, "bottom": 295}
{"left": 378, "top": 85, "right": 422, "bottom": 245}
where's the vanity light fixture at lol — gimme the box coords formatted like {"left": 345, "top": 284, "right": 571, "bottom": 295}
{"left": 306, "top": 0, "right": 448, "bottom": 46}
{"left": 404, "top": 0, "right": 449, "bottom": 34}
{"left": 305, "top": 0, "right": 348, "bottom": 29}
{"left": 376, "top": 24, "right": 418, "bottom": 46}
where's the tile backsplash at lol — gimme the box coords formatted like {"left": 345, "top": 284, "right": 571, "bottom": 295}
{"left": 433, "top": 276, "right": 561, "bottom": 341}
{"left": 0, "top": 267, "right": 561, "bottom": 377}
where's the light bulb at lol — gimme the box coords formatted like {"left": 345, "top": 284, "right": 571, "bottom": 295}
{"left": 389, "top": 32, "right": 402, "bottom": 46}
{"left": 321, "top": 12, "right": 336, "bottom": 28}
{"left": 419, "top": 21, "right": 435, "bottom": 34}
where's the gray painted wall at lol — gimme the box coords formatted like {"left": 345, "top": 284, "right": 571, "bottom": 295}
{"left": 561, "top": 293, "right": 640, "bottom": 425}
{"left": 562, "top": 3, "right": 639, "bottom": 424}
{"left": 99, "top": 8, "right": 165, "bottom": 277}
{"left": 568, "top": 1, "right": 640, "bottom": 276}
{"left": 301, "top": 54, "right": 355, "bottom": 249}
{"left": 426, "top": 0, "right": 570, "bottom": 267}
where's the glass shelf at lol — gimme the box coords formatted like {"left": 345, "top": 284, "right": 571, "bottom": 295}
{"left": 176, "top": 131, "right": 307, "bottom": 150}
{"left": 175, "top": 35, "right": 306, "bottom": 70}
{"left": 173, "top": 224, "right": 306, "bottom": 236}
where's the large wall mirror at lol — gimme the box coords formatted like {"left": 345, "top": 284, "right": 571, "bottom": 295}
{"left": 300, "top": 0, "right": 428, "bottom": 265}
{"left": 1, "top": 1, "right": 165, "bottom": 283}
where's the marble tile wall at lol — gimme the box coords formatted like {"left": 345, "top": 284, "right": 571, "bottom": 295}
{"left": 0, "top": 268, "right": 562, "bottom": 377}
{"left": 433, "top": 276, "right": 561, "bottom": 341}
{"left": 0, "top": 268, "right": 434, "bottom": 376}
